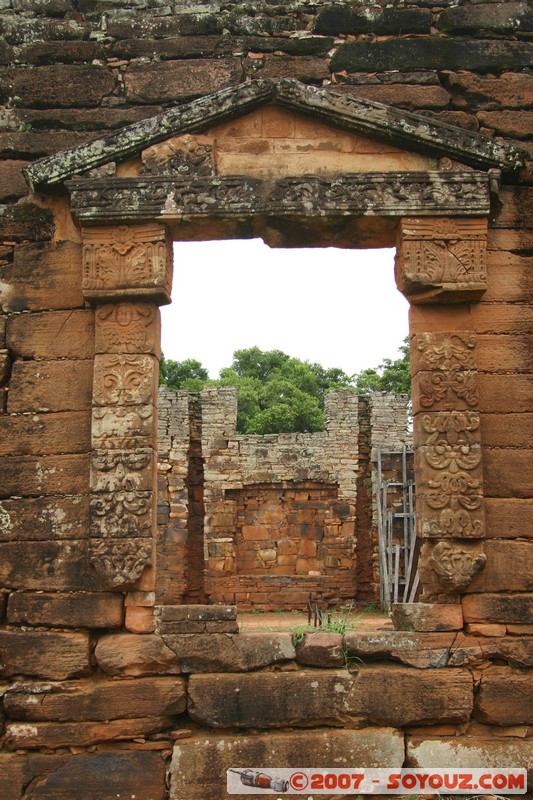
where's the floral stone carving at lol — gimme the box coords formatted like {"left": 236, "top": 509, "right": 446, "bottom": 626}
{"left": 422, "top": 540, "right": 486, "bottom": 593}
{"left": 95, "top": 303, "right": 160, "bottom": 355}
{"left": 90, "top": 491, "right": 153, "bottom": 538}
{"left": 82, "top": 224, "right": 172, "bottom": 303}
{"left": 413, "top": 332, "right": 479, "bottom": 411}
{"left": 89, "top": 538, "right": 153, "bottom": 589}
{"left": 415, "top": 411, "right": 485, "bottom": 538}
{"left": 93, "top": 354, "right": 156, "bottom": 407}
{"left": 92, "top": 405, "right": 155, "bottom": 451}
{"left": 396, "top": 217, "right": 487, "bottom": 303}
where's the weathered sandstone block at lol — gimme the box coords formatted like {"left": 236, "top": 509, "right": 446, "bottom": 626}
{"left": 295, "top": 632, "right": 344, "bottom": 667}
{"left": 0, "top": 540, "right": 92, "bottom": 591}
{"left": 125, "top": 606, "right": 155, "bottom": 633}
{"left": 466, "top": 540, "right": 533, "bottom": 592}
{"left": 157, "top": 603, "right": 238, "bottom": 633}
{"left": 5, "top": 716, "right": 171, "bottom": 749}
{"left": 95, "top": 633, "right": 180, "bottom": 676}
{"left": 0, "top": 241, "right": 83, "bottom": 313}
{"left": 1, "top": 65, "right": 116, "bottom": 108}
{"left": 7, "top": 309, "right": 95, "bottom": 359}
{"left": 7, "top": 591, "right": 124, "bottom": 628}
{"left": 392, "top": 602, "right": 463, "bottom": 632}
{"left": 0, "top": 454, "right": 89, "bottom": 498}
{"left": 0, "top": 631, "right": 90, "bottom": 679}
{"left": 445, "top": 72, "right": 533, "bottom": 111}
{"left": 448, "top": 634, "right": 533, "bottom": 668}
{"left": 4, "top": 675, "right": 186, "bottom": 721}
{"left": 8, "top": 359, "right": 93, "bottom": 413}
{"left": 0, "top": 751, "right": 167, "bottom": 800}
{"left": 344, "top": 630, "right": 455, "bottom": 669}
{"left": 0, "top": 411, "right": 90, "bottom": 456}
{"left": 125, "top": 59, "right": 241, "bottom": 104}
{"left": 0, "top": 160, "right": 29, "bottom": 202}
{"left": 170, "top": 728, "right": 404, "bottom": 800}
{"left": 235, "top": 632, "right": 296, "bottom": 670}
{"left": 474, "top": 666, "right": 533, "bottom": 725}
{"left": 162, "top": 632, "right": 294, "bottom": 672}
{"left": 406, "top": 736, "right": 533, "bottom": 784}
{"left": 0, "top": 496, "right": 89, "bottom": 542}
{"left": 188, "top": 671, "right": 353, "bottom": 728}
{"left": 188, "top": 667, "right": 473, "bottom": 729}
{"left": 0, "top": 753, "right": 68, "bottom": 800}
{"left": 463, "top": 593, "right": 533, "bottom": 624}
{"left": 484, "top": 449, "right": 533, "bottom": 497}
{"left": 345, "top": 665, "right": 473, "bottom": 727}
{"left": 481, "top": 413, "right": 533, "bottom": 449}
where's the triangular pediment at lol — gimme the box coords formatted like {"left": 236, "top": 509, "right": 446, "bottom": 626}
{"left": 24, "top": 79, "right": 525, "bottom": 190}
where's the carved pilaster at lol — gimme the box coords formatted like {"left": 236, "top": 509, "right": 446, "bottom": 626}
{"left": 83, "top": 225, "right": 171, "bottom": 590}
{"left": 95, "top": 303, "right": 160, "bottom": 356}
{"left": 396, "top": 217, "right": 487, "bottom": 304}
{"left": 82, "top": 224, "right": 172, "bottom": 304}
{"left": 412, "top": 331, "right": 486, "bottom": 597}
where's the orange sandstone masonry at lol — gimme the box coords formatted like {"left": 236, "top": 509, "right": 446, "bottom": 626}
{"left": 0, "top": 3, "right": 532, "bottom": 798}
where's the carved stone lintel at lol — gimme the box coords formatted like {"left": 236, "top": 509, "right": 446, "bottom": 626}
{"left": 396, "top": 217, "right": 487, "bottom": 304}
{"left": 81, "top": 224, "right": 172, "bottom": 304}
{"left": 89, "top": 537, "right": 153, "bottom": 589}
{"left": 420, "top": 540, "right": 486, "bottom": 594}
{"left": 90, "top": 491, "right": 153, "bottom": 538}
{"left": 95, "top": 303, "right": 160, "bottom": 356}
{"left": 93, "top": 354, "right": 157, "bottom": 407}
{"left": 92, "top": 405, "right": 155, "bottom": 450}
{"left": 69, "top": 171, "right": 492, "bottom": 223}
{"left": 90, "top": 449, "right": 154, "bottom": 493}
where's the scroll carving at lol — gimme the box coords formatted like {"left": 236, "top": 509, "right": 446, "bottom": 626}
{"left": 93, "top": 355, "right": 156, "bottom": 407}
{"left": 82, "top": 223, "right": 172, "bottom": 303}
{"left": 413, "top": 332, "right": 485, "bottom": 542}
{"left": 413, "top": 333, "right": 478, "bottom": 411}
{"left": 89, "top": 538, "right": 153, "bottom": 588}
{"left": 90, "top": 491, "right": 153, "bottom": 538}
{"left": 416, "top": 411, "right": 484, "bottom": 538}
{"left": 396, "top": 217, "right": 487, "bottom": 304}
{"left": 95, "top": 303, "right": 159, "bottom": 355}
{"left": 425, "top": 540, "right": 486, "bottom": 593}
{"left": 91, "top": 449, "right": 154, "bottom": 493}
{"left": 92, "top": 405, "right": 155, "bottom": 450}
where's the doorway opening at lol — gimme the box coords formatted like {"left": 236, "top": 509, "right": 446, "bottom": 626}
{"left": 157, "top": 239, "right": 412, "bottom": 610}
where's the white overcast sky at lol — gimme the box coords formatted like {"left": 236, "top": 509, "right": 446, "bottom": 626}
{"left": 161, "top": 239, "right": 409, "bottom": 379}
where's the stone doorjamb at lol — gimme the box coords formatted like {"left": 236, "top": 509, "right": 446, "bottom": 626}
{"left": 78, "top": 202, "right": 489, "bottom": 599}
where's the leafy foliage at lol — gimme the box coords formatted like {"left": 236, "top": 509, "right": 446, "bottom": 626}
{"left": 159, "top": 340, "right": 410, "bottom": 433}
{"left": 158, "top": 355, "right": 209, "bottom": 393}
{"left": 353, "top": 338, "right": 411, "bottom": 396}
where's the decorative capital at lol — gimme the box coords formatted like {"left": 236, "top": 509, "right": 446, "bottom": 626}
{"left": 396, "top": 217, "right": 487, "bottom": 304}
{"left": 420, "top": 540, "right": 486, "bottom": 594}
{"left": 81, "top": 223, "right": 172, "bottom": 304}
{"left": 89, "top": 538, "right": 153, "bottom": 589}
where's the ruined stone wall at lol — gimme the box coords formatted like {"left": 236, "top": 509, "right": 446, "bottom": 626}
{"left": 155, "top": 388, "right": 411, "bottom": 609}
{"left": 0, "top": 1, "right": 532, "bottom": 798}
{"left": 201, "top": 387, "right": 360, "bottom": 608}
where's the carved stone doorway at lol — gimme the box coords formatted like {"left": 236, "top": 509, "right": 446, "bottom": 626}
{"left": 23, "top": 78, "right": 524, "bottom": 601}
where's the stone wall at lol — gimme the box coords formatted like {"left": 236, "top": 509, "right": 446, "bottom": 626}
{"left": 156, "top": 387, "right": 410, "bottom": 609}
{"left": 0, "top": 0, "right": 532, "bottom": 797}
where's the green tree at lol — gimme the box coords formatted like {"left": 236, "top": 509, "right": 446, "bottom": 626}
{"left": 159, "top": 354, "right": 209, "bottom": 392}
{"left": 158, "top": 341, "right": 411, "bottom": 434}
{"left": 354, "top": 338, "right": 411, "bottom": 395}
